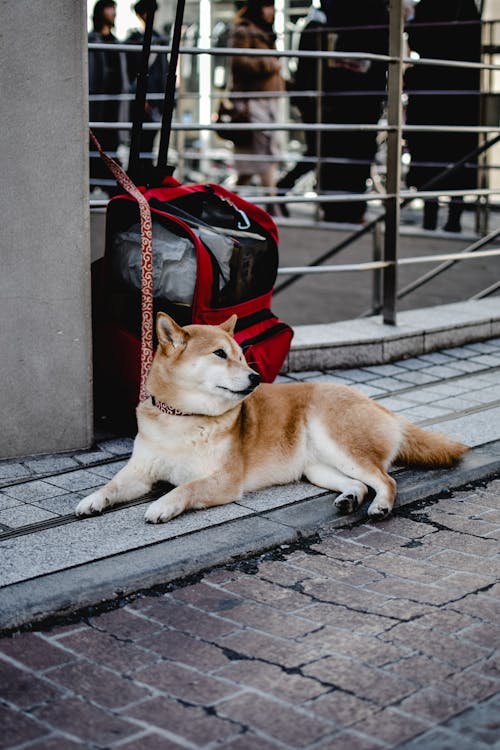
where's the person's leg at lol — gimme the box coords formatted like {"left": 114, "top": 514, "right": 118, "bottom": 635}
{"left": 443, "top": 197, "right": 463, "bottom": 232}
{"left": 423, "top": 199, "right": 439, "bottom": 230}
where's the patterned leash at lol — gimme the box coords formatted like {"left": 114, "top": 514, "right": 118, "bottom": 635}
{"left": 89, "top": 130, "right": 154, "bottom": 403}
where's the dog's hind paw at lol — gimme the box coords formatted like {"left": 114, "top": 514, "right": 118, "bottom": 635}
{"left": 75, "top": 491, "right": 108, "bottom": 516}
{"left": 334, "top": 491, "right": 360, "bottom": 515}
{"left": 367, "top": 500, "right": 392, "bottom": 520}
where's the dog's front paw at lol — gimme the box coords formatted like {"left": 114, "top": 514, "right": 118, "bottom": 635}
{"left": 367, "top": 499, "right": 392, "bottom": 520}
{"left": 334, "top": 491, "right": 361, "bottom": 515}
{"left": 144, "top": 497, "right": 185, "bottom": 524}
{"left": 75, "top": 491, "right": 108, "bottom": 516}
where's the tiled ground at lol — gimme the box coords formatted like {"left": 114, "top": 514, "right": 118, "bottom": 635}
{"left": 1, "top": 479, "right": 500, "bottom": 749}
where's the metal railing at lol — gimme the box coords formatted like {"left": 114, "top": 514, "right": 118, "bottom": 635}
{"left": 88, "top": 4, "right": 500, "bottom": 325}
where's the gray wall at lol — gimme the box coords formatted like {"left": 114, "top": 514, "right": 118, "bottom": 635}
{"left": 0, "top": 0, "right": 93, "bottom": 458}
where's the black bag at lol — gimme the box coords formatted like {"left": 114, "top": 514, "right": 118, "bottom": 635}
{"left": 214, "top": 99, "right": 252, "bottom": 147}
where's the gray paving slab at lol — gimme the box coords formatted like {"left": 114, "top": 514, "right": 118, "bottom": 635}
{"left": 0, "top": 505, "right": 58, "bottom": 529}
{"left": 429, "top": 406, "right": 500, "bottom": 446}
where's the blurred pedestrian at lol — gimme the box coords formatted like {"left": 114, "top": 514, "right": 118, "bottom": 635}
{"left": 405, "top": 0, "right": 482, "bottom": 232}
{"left": 125, "top": 0, "right": 169, "bottom": 168}
{"left": 88, "top": 0, "right": 128, "bottom": 195}
{"left": 319, "top": 0, "right": 389, "bottom": 224}
{"left": 230, "top": 0, "right": 285, "bottom": 215}
{"left": 277, "top": 4, "right": 327, "bottom": 197}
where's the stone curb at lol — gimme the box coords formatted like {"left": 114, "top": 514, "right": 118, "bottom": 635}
{"left": 284, "top": 299, "right": 500, "bottom": 372}
{"left": 1, "top": 439, "right": 499, "bottom": 635}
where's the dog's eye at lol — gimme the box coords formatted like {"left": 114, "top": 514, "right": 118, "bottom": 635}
{"left": 213, "top": 349, "right": 228, "bottom": 359}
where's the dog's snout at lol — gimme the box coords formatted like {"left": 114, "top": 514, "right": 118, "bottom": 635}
{"left": 249, "top": 372, "right": 261, "bottom": 388}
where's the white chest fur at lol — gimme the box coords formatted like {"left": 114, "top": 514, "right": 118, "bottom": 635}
{"left": 134, "top": 410, "right": 236, "bottom": 487}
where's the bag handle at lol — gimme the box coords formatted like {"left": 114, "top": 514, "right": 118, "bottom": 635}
{"left": 90, "top": 130, "right": 154, "bottom": 403}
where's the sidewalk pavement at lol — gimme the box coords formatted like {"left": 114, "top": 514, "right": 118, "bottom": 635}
{"left": 0, "top": 303, "right": 500, "bottom": 748}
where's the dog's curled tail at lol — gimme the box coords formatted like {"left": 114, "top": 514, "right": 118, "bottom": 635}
{"left": 397, "top": 420, "right": 469, "bottom": 469}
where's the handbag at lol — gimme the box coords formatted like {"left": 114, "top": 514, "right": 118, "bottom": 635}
{"left": 214, "top": 98, "right": 252, "bottom": 147}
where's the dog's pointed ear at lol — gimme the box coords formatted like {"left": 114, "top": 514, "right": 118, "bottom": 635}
{"left": 156, "top": 313, "right": 188, "bottom": 350}
{"left": 219, "top": 314, "right": 237, "bottom": 337}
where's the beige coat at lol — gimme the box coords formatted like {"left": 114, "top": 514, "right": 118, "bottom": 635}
{"left": 230, "top": 13, "right": 284, "bottom": 94}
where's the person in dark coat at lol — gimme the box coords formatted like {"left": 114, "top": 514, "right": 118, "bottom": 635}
{"left": 125, "top": 0, "right": 169, "bottom": 168}
{"left": 319, "top": 0, "right": 389, "bottom": 223}
{"left": 277, "top": 5, "right": 327, "bottom": 196}
{"left": 88, "top": 0, "right": 128, "bottom": 194}
{"left": 405, "top": 0, "right": 482, "bottom": 232}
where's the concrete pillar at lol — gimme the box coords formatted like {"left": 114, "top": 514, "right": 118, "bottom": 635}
{"left": 0, "top": 0, "right": 93, "bottom": 458}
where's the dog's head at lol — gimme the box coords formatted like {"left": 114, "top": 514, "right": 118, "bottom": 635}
{"left": 147, "top": 313, "right": 261, "bottom": 416}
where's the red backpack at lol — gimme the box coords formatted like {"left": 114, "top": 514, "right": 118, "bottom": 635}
{"left": 92, "top": 177, "right": 293, "bottom": 422}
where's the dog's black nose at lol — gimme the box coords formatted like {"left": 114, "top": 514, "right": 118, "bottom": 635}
{"left": 249, "top": 372, "right": 261, "bottom": 388}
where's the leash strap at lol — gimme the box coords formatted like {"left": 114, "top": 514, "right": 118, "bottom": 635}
{"left": 89, "top": 129, "right": 154, "bottom": 403}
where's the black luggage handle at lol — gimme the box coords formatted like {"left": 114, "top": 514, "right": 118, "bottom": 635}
{"left": 127, "top": 0, "right": 186, "bottom": 187}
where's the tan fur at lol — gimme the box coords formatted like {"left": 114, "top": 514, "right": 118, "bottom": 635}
{"left": 76, "top": 314, "right": 469, "bottom": 523}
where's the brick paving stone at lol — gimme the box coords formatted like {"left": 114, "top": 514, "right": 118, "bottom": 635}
{"left": 350, "top": 707, "right": 431, "bottom": 747}
{"left": 125, "top": 695, "right": 239, "bottom": 745}
{"left": 132, "top": 597, "right": 237, "bottom": 640}
{"left": 381, "top": 622, "right": 489, "bottom": 668}
{"left": 217, "top": 735, "right": 283, "bottom": 750}
{"left": 300, "top": 627, "right": 409, "bottom": 668}
{"left": 394, "top": 726, "right": 491, "bottom": 750}
{"left": 218, "top": 660, "right": 328, "bottom": 703}
{"left": 32, "top": 696, "right": 137, "bottom": 745}
{"left": 284, "top": 554, "right": 384, "bottom": 586}
{"left": 301, "top": 602, "right": 395, "bottom": 635}
{"left": 0, "top": 659, "right": 61, "bottom": 709}
{"left": 48, "top": 661, "right": 151, "bottom": 709}
{"left": 216, "top": 692, "right": 334, "bottom": 748}
{"left": 222, "top": 601, "right": 318, "bottom": 638}
{"left": 439, "top": 571, "right": 499, "bottom": 596}
{"left": 0, "top": 704, "right": 50, "bottom": 750}
{"left": 414, "top": 608, "right": 479, "bottom": 633}
{"left": 55, "top": 628, "right": 158, "bottom": 674}
{"left": 23, "top": 738, "right": 87, "bottom": 749}
{"left": 139, "top": 629, "right": 231, "bottom": 671}
{"left": 171, "top": 581, "right": 244, "bottom": 612}
{"left": 460, "top": 623, "right": 500, "bottom": 649}
{"left": 443, "top": 693, "right": 500, "bottom": 746}
{"left": 135, "top": 661, "right": 238, "bottom": 705}
{"left": 439, "top": 670, "right": 500, "bottom": 702}
{"left": 452, "top": 592, "right": 500, "bottom": 624}
{"left": 216, "top": 629, "right": 321, "bottom": 669}
{"left": 114, "top": 733, "right": 187, "bottom": 750}
{"left": 306, "top": 690, "right": 378, "bottom": 727}
{"left": 384, "top": 654, "right": 455, "bottom": 687}
{"left": 365, "top": 577, "right": 459, "bottom": 606}
{"left": 0, "top": 633, "right": 72, "bottom": 670}
{"left": 303, "top": 655, "right": 416, "bottom": 705}
{"left": 222, "top": 575, "right": 313, "bottom": 611}
{"left": 314, "top": 730, "right": 387, "bottom": 750}
{"left": 87, "top": 606, "right": 163, "bottom": 641}
{"left": 397, "top": 687, "right": 472, "bottom": 723}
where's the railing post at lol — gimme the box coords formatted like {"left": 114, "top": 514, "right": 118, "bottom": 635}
{"left": 382, "top": 0, "right": 404, "bottom": 325}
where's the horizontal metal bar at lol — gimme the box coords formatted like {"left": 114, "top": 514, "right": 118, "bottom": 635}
{"left": 277, "top": 248, "right": 500, "bottom": 275}
{"left": 87, "top": 42, "right": 500, "bottom": 71}
{"left": 89, "top": 120, "right": 500, "bottom": 135}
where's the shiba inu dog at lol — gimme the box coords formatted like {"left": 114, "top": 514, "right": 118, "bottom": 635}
{"left": 76, "top": 313, "right": 468, "bottom": 524}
